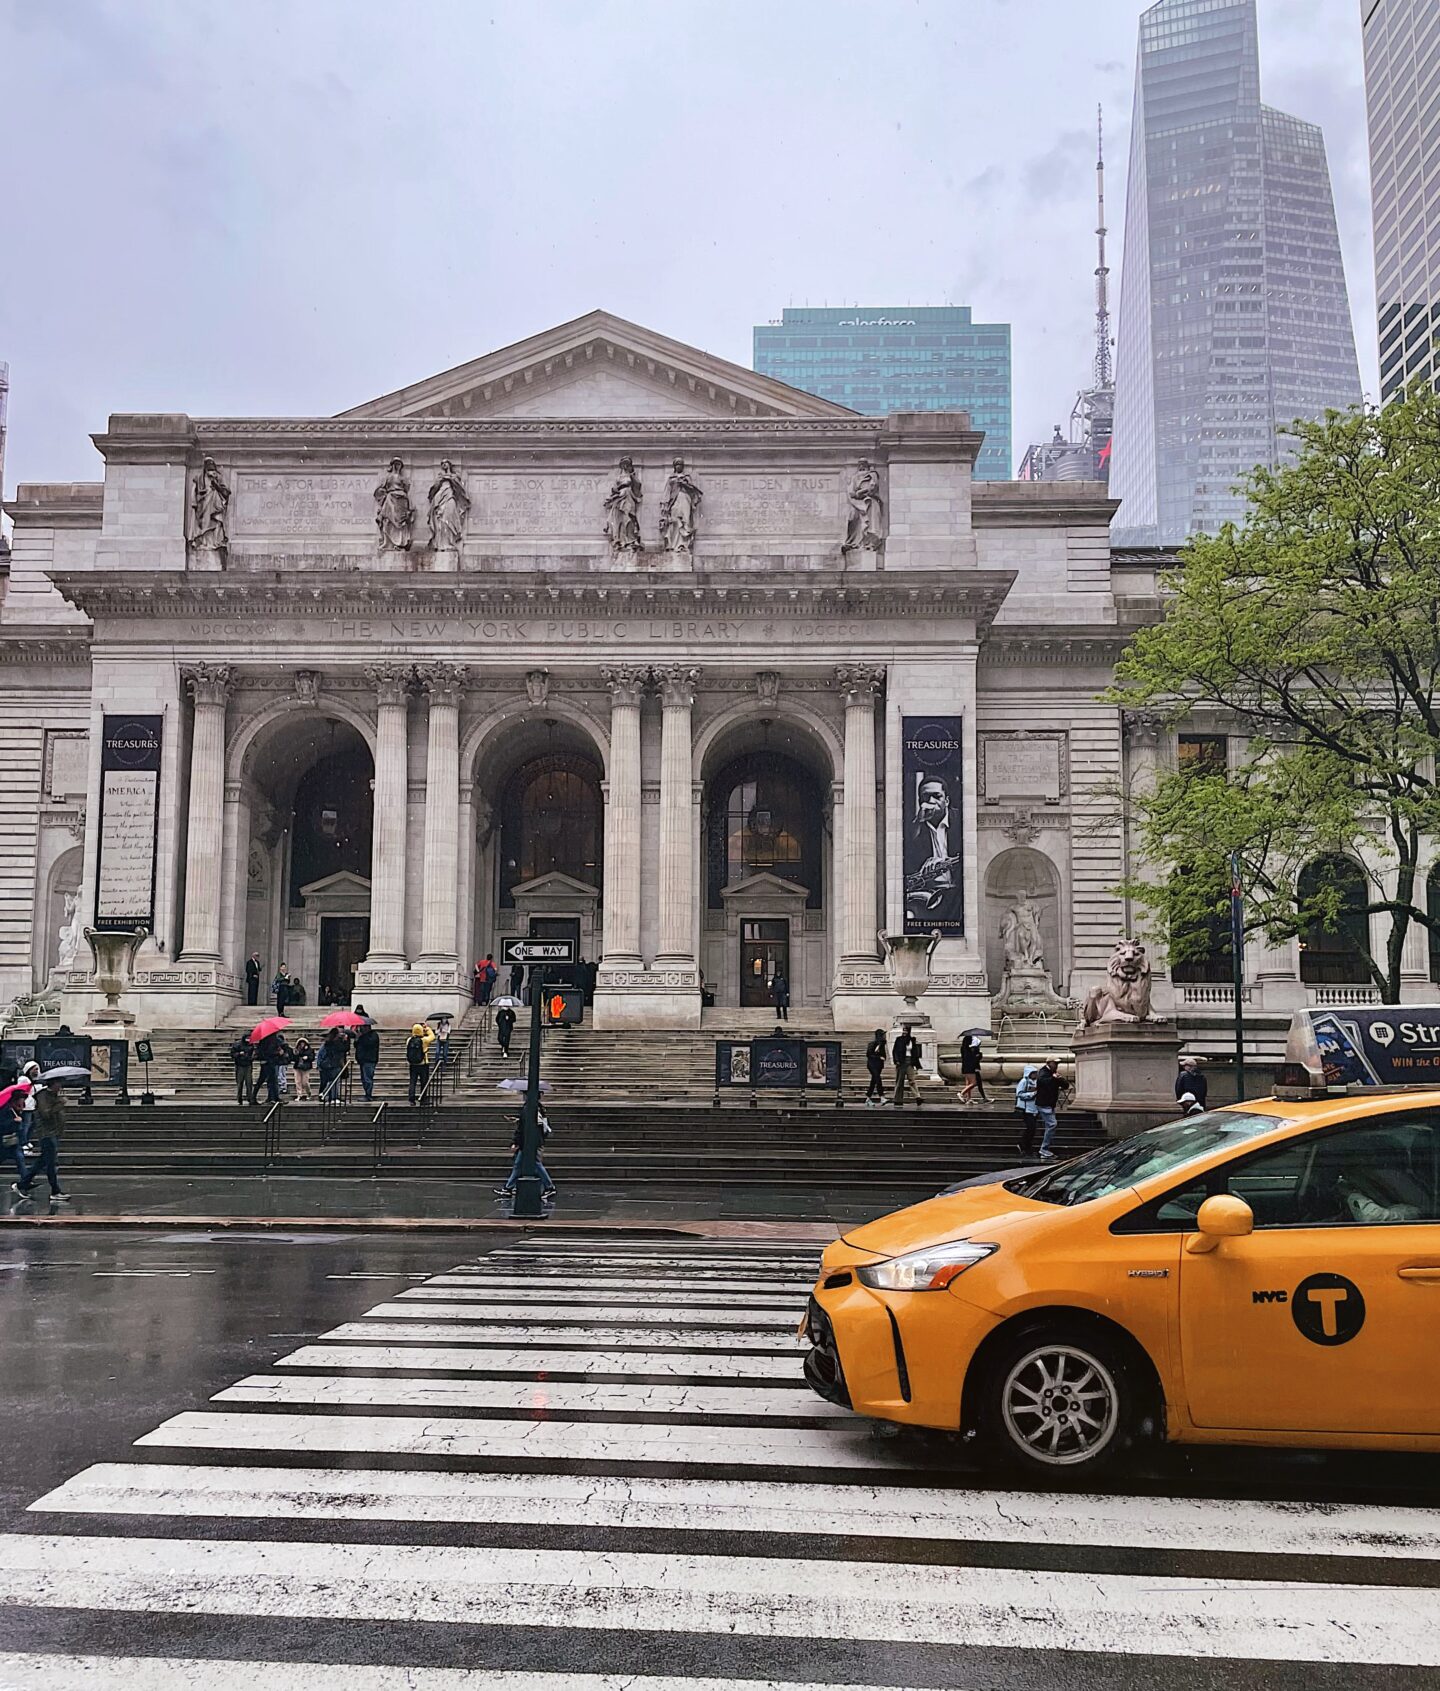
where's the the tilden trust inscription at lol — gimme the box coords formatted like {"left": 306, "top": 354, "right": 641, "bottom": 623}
{"left": 94, "top": 714, "right": 163, "bottom": 931}
{"left": 982, "top": 734, "right": 1064, "bottom": 801}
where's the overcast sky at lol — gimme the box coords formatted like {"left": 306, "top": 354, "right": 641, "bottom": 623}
{"left": 0, "top": 0, "right": 1377, "bottom": 492}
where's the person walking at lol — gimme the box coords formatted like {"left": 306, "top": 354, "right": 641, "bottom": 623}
{"left": 434, "top": 1015, "right": 452, "bottom": 1067}
{"left": 1034, "top": 1058, "right": 1064, "bottom": 1160}
{"left": 290, "top": 1037, "right": 315, "bottom": 1102}
{"left": 495, "top": 1003, "right": 516, "bottom": 1059}
{"left": 229, "top": 1034, "right": 255, "bottom": 1106}
{"left": 864, "top": 1028, "right": 888, "bottom": 1106}
{"left": 406, "top": 1024, "right": 430, "bottom": 1105}
{"left": 354, "top": 1017, "right": 380, "bottom": 1102}
{"left": 12, "top": 1080, "right": 68, "bottom": 1204}
{"left": 1, "top": 1081, "right": 31, "bottom": 1193}
{"left": 770, "top": 969, "right": 790, "bottom": 1023}
{"left": 272, "top": 963, "right": 293, "bottom": 1015}
{"left": 892, "top": 1028, "right": 919, "bottom": 1107}
{"left": 245, "top": 952, "right": 262, "bottom": 1007}
{"left": 316, "top": 1028, "right": 347, "bottom": 1103}
{"left": 1175, "top": 1057, "right": 1208, "bottom": 1110}
{"left": 959, "top": 1034, "right": 989, "bottom": 1104}
{"left": 18, "top": 1061, "right": 41, "bottom": 1154}
{"left": 1015, "top": 1064, "right": 1041, "bottom": 1158}
{"left": 253, "top": 1031, "right": 283, "bottom": 1105}
{"left": 477, "top": 955, "right": 498, "bottom": 1007}
{"left": 494, "top": 1110, "right": 557, "bottom": 1202}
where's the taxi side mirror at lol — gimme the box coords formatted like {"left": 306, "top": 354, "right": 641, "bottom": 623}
{"left": 1185, "top": 1194, "right": 1255, "bottom": 1255}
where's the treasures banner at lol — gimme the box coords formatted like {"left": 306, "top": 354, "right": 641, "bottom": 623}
{"left": 902, "top": 715, "right": 964, "bottom": 936}
{"left": 95, "top": 713, "right": 163, "bottom": 932}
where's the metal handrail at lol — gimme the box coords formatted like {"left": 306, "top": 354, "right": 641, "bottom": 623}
{"left": 317, "top": 1057, "right": 355, "bottom": 1141}
{"left": 416, "top": 1056, "right": 444, "bottom": 1136}
{"left": 261, "top": 1099, "right": 283, "bottom": 1173}
{"left": 370, "top": 1100, "right": 388, "bottom": 1176}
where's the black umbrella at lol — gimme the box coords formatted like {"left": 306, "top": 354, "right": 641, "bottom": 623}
{"left": 960, "top": 1027, "right": 993, "bottom": 1040}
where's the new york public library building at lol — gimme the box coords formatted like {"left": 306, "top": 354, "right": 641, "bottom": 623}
{"left": 2, "top": 309, "right": 1252, "bottom": 1051}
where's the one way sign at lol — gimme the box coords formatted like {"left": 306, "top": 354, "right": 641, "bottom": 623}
{"left": 500, "top": 938, "right": 577, "bottom": 965}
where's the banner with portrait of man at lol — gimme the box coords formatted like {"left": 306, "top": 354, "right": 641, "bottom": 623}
{"left": 902, "top": 716, "right": 964, "bottom": 936}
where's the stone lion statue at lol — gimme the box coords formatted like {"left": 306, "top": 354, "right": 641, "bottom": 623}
{"left": 1081, "top": 938, "right": 1154, "bottom": 1027}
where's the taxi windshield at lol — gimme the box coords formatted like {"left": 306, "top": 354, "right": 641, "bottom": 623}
{"left": 1006, "top": 1110, "right": 1283, "bottom": 1207}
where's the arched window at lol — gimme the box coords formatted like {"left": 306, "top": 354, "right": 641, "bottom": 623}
{"left": 1169, "top": 863, "right": 1233, "bottom": 983}
{"left": 1428, "top": 864, "right": 1440, "bottom": 985}
{"left": 705, "top": 752, "right": 823, "bottom": 909}
{"left": 289, "top": 740, "right": 374, "bottom": 904}
{"left": 499, "top": 752, "right": 603, "bottom": 906}
{"left": 1297, "top": 855, "right": 1370, "bottom": 985}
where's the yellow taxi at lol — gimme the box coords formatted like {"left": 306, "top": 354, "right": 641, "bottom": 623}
{"left": 804, "top": 1061, "right": 1440, "bottom": 1477}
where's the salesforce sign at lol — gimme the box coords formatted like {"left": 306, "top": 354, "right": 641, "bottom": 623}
{"left": 837, "top": 318, "right": 917, "bottom": 328}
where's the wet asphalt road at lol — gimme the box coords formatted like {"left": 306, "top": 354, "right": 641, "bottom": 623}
{"left": 0, "top": 1229, "right": 1436, "bottom": 1689}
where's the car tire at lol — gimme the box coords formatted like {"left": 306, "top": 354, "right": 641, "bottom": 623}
{"left": 977, "top": 1326, "right": 1140, "bottom": 1480}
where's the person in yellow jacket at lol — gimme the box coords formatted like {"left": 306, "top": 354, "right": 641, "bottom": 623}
{"left": 406, "top": 1024, "right": 431, "bottom": 1105}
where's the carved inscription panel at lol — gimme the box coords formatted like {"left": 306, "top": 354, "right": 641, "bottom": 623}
{"left": 234, "top": 474, "right": 376, "bottom": 537}
{"left": 981, "top": 734, "right": 1067, "bottom": 802}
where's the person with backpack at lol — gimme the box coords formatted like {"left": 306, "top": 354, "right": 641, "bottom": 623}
{"left": 12, "top": 1080, "right": 68, "bottom": 1204}
{"left": 494, "top": 1109, "right": 557, "bottom": 1202}
{"left": 475, "top": 954, "right": 498, "bottom": 1006}
{"left": 864, "top": 1028, "right": 888, "bottom": 1106}
{"left": 253, "top": 1030, "right": 283, "bottom": 1105}
{"left": 406, "top": 1024, "right": 429, "bottom": 1105}
{"left": 316, "top": 1028, "right": 348, "bottom": 1103}
{"left": 354, "top": 1017, "right": 380, "bottom": 1102}
{"left": 495, "top": 1003, "right": 516, "bottom": 1058}
{"left": 229, "top": 1034, "right": 255, "bottom": 1105}
{"left": 1015, "top": 1063, "right": 1041, "bottom": 1158}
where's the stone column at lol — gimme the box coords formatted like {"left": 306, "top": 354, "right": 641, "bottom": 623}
{"left": 835, "top": 665, "right": 884, "bottom": 963}
{"left": 177, "top": 663, "right": 231, "bottom": 961}
{"left": 655, "top": 665, "right": 700, "bottom": 964}
{"left": 416, "top": 663, "right": 467, "bottom": 968}
{"left": 365, "top": 663, "right": 411, "bottom": 964}
{"left": 1121, "top": 710, "right": 1172, "bottom": 1005}
{"left": 600, "top": 665, "right": 646, "bottom": 966}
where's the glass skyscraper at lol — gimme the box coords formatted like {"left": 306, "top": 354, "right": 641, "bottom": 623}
{"left": 1111, "top": 0, "right": 1362, "bottom": 545}
{"left": 752, "top": 307, "right": 1012, "bottom": 479}
{"left": 1363, "top": 0, "right": 1440, "bottom": 400}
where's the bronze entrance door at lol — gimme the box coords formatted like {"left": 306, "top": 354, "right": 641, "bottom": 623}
{"left": 740, "top": 918, "right": 789, "bottom": 1007}
{"left": 319, "top": 916, "right": 370, "bottom": 1005}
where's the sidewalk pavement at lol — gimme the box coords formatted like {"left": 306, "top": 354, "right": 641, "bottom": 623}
{"left": 0, "top": 1174, "right": 924, "bottom": 1234}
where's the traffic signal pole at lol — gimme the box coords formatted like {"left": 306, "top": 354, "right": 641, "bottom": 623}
{"left": 511, "top": 964, "right": 548, "bottom": 1220}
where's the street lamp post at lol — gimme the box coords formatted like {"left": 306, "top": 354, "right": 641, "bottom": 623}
{"left": 511, "top": 963, "right": 549, "bottom": 1220}
{"left": 1230, "top": 850, "right": 1247, "bottom": 1103}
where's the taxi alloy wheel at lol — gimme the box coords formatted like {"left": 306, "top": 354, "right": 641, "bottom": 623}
{"left": 992, "top": 1337, "right": 1128, "bottom": 1473}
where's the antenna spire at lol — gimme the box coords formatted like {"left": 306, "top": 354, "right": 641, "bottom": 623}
{"left": 1094, "top": 103, "right": 1112, "bottom": 392}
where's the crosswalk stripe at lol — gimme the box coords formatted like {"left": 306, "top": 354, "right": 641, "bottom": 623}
{"left": 1, "top": 1533, "right": 1434, "bottom": 1662}
{"left": 356, "top": 1300, "right": 802, "bottom": 1327}
{"left": 317, "top": 1321, "right": 800, "bottom": 1350}
{"left": 394, "top": 1286, "right": 804, "bottom": 1308}
{"left": 211, "top": 1375, "right": 835, "bottom": 1418}
{"left": 427, "top": 1275, "right": 815, "bottom": 1292}
{"left": 33, "top": 1464, "right": 1440, "bottom": 1561}
{"left": 272, "top": 1344, "right": 805, "bottom": 1378}
{"left": 133, "top": 1411, "right": 930, "bottom": 1470}
{"left": 0, "top": 1658, "right": 908, "bottom": 1691}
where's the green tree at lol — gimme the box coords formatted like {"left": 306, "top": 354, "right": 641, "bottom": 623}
{"left": 1108, "top": 385, "right": 1440, "bottom": 1001}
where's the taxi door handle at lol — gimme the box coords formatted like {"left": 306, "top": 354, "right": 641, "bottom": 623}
{"left": 1397, "top": 1266, "right": 1440, "bottom": 1283}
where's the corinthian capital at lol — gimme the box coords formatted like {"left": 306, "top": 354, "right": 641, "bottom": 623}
{"left": 364, "top": 662, "right": 412, "bottom": 707}
{"left": 654, "top": 664, "right": 701, "bottom": 709}
{"left": 833, "top": 664, "right": 885, "bottom": 705}
{"left": 600, "top": 664, "right": 648, "bottom": 709}
{"left": 417, "top": 662, "right": 471, "bottom": 708}
{"left": 183, "top": 662, "right": 233, "bottom": 707}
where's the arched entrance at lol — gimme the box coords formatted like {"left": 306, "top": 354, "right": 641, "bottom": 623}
{"left": 983, "top": 846, "right": 1061, "bottom": 992}
{"left": 472, "top": 717, "right": 606, "bottom": 977}
{"left": 235, "top": 714, "right": 375, "bottom": 1006}
{"left": 700, "top": 717, "right": 833, "bottom": 1011}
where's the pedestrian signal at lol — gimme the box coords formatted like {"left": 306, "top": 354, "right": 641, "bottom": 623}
{"left": 546, "top": 989, "right": 584, "bottom": 1026}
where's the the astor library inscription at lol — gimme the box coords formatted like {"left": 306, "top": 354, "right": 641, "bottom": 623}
{"left": 235, "top": 474, "right": 375, "bottom": 535}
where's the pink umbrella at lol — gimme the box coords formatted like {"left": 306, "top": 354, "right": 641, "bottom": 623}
{"left": 320, "top": 1010, "right": 369, "bottom": 1029}
{"left": 0, "top": 1080, "right": 33, "bottom": 1110}
{"left": 248, "top": 1016, "right": 293, "bottom": 1044}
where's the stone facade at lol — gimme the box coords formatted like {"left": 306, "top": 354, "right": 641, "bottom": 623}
{"left": 0, "top": 311, "right": 1402, "bottom": 1051}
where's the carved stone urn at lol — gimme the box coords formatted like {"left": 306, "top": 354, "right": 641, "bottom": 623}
{"left": 878, "top": 929, "right": 940, "bottom": 1013}
{"left": 82, "top": 927, "right": 147, "bottom": 1025}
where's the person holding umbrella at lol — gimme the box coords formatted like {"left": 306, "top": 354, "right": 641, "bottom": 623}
{"left": 495, "top": 1000, "right": 517, "bottom": 1058}
{"left": 248, "top": 1015, "right": 292, "bottom": 1105}
{"left": 316, "top": 1027, "right": 348, "bottom": 1103}
{"left": 353, "top": 1013, "right": 380, "bottom": 1102}
{"left": 959, "top": 1031, "right": 990, "bottom": 1105}
{"left": 0, "top": 1079, "right": 32, "bottom": 1192}
{"left": 12, "top": 1073, "right": 69, "bottom": 1203}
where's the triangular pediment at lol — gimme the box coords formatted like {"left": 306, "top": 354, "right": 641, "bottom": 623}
{"left": 299, "top": 871, "right": 371, "bottom": 903}
{"left": 337, "top": 311, "right": 855, "bottom": 422}
{"left": 509, "top": 872, "right": 600, "bottom": 900}
{"left": 719, "top": 872, "right": 811, "bottom": 903}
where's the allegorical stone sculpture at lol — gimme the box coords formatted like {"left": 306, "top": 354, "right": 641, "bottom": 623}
{"left": 56, "top": 892, "right": 83, "bottom": 969}
{"left": 374, "top": 457, "right": 416, "bottom": 552}
{"left": 603, "top": 457, "right": 643, "bottom": 557}
{"left": 427, "top": 458, "right": 470, "bottom": 552}
{"left": 842, "top": 458, "right": 885, "bottom": 554}
{"left": 191, "top": 456, "right": 231, "bottom": 557}
{"left": 659, "top": 457, "right": 703, "bottom": 555}
{"left": 1000, "top": 892, "right": 1046, "bottom": 970}
{"left": 1081, "top": 937, "right": 1155, "bottom": 1026}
